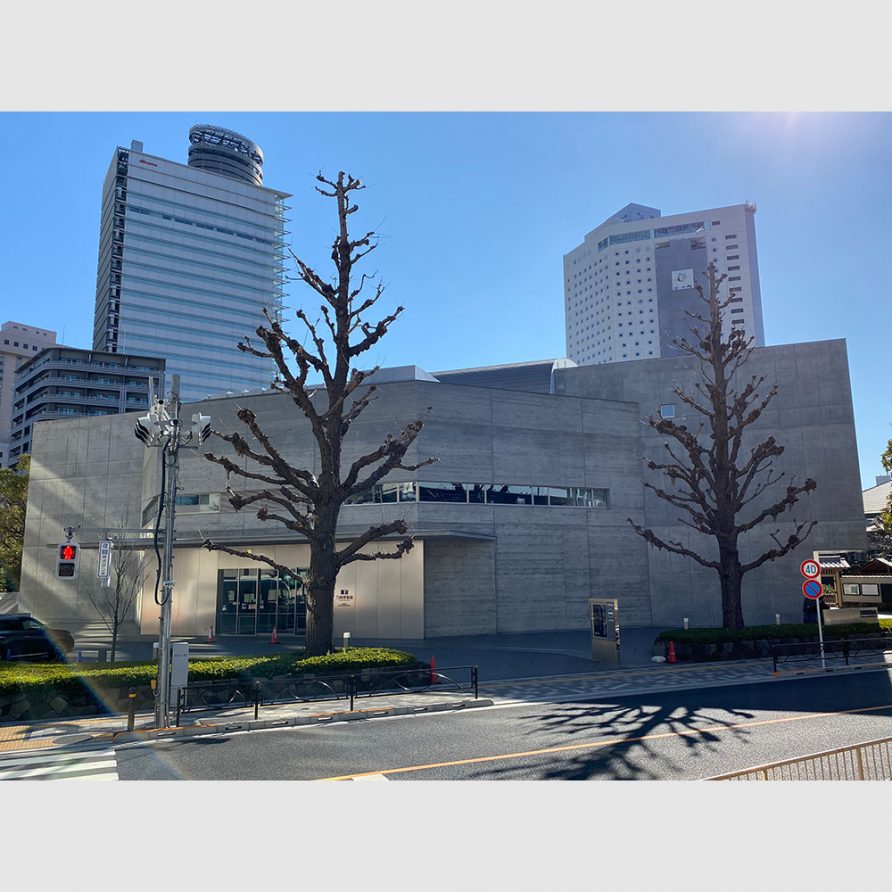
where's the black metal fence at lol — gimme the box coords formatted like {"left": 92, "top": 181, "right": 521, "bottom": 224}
{"left": 770, "top": 637, "right": 892, "bottom": 673}
{"left": 174, "top": 664, "right": 479, "bottom": 726}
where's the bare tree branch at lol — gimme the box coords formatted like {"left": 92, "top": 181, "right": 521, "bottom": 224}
{"left": 203, "top": 170, "right": 433, "bottom": 655}
{"left": 627, "top": 262, "right": 817, "bottom": 628}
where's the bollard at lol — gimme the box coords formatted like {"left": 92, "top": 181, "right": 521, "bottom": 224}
{"left": 127, "top": 687, "right": 137, "bottom": 732}
{"left": 343, "top": 631, "right": 351, "bottom": 651}
{"left": 683, "top": 617, "right": 689, "bottom": 630}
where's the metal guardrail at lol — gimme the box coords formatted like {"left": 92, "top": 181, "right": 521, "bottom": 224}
{"left": 770, "top": 636, "right": 892, "bottom": 673}
{"left": 708, "top": 735, "right": 892, "bottom": 780}
{"left": 174, "top": 665, "right": 478, "bottom": 726}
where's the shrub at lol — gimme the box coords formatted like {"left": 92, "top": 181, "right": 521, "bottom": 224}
{"left": 292, "top": 648, "right": 421, "bottom": 675}
{"left": 655, "top": 619, "right": 892, "bottom": 646}
{"left": 0, "top": 647, "right": 420, "bottom": 697}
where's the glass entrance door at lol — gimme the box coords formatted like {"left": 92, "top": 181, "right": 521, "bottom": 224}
{"left": 217, "top": 571, "right": 239, "bottom": 635}
{"left": 236, "top": 569, "right": 258, "bottom": 634}
{"left": 257, "top": 569, "right": 278, "bottom": 635}
{"left": 216, "top": 568, "right": 307, "bottom": 635}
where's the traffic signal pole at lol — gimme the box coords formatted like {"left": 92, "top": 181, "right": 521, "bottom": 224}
{"left": 156, "top": 376, "right": 181, "bottom": 728}
{"left": 133, "top": 373, "right": 210, "bottom": 729}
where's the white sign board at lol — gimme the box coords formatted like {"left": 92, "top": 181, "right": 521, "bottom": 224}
{"left": 170, "top": 642, "right": 190, "bottom": 690}
{"left": 671, "top": 268, "right": 694, "bottom": 291}
{"left": 335, "top": 588, "right": 354, "bottom": 608}
{"left": 97, "top": 539, "right": 113, "bottom": 580}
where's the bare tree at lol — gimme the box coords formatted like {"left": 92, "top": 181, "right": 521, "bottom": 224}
{"left": 202, "top": 171, "right": 435, "bottom": 655}
{"left": 628, "top": 262, "right": 817, "bottom": 629}
{"left": 86, "top": 541, "right": 146, "bottom": 664}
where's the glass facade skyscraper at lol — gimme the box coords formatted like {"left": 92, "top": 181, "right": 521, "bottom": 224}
{"left": 92, "top": 126, "right": 289, "bottom": 402}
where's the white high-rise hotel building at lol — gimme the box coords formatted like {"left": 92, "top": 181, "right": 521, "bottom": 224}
{"left": 93, "top": 126, "right": 290, "bottom": 402}
{"left": 564, "top": 202, "right": 765, "bottom": 365}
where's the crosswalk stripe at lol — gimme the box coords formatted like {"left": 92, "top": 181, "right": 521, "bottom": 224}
{"left": 0, "top": 748, "right": 118, "bottom": 781}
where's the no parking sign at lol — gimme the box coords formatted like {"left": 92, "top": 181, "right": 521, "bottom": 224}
{"left": 802, "top": 578, "right": 823, "bottom": 599}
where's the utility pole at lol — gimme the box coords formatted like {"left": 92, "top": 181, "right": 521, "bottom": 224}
{"left": 134, "top": 374, "right": 210, "bottom": 728}
{"left": 156, "top": 377, "right": 180, "bottom": 728}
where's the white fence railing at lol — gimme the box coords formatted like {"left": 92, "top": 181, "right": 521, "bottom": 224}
{"left": 708, "top": 736, "right": 892, "bottom": 780}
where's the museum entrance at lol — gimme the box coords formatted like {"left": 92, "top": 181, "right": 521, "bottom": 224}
{"left": 216, "top": 568, "right": 306, "bottom": 636}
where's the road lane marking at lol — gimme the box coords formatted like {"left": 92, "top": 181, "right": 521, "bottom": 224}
{"left": 318, "top": 701, "right": 892, "bottom": 780}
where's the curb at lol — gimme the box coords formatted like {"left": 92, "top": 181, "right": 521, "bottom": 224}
{"left": 771, "top": 659, "right": 892, "bottom": 679}
{"left": 109, "top": 697, "right": 494, "bottom": 743}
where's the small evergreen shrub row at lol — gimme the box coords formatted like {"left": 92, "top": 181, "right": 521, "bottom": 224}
{"left": 655, "top": 619, "right": 892, "bottom": 646}
{"left": 0, "top": 647, "right": 421, "bottom": 697}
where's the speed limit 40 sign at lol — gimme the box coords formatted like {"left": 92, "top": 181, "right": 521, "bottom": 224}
{"left": 800, "top": 559, "right": 821, "bottom": 579}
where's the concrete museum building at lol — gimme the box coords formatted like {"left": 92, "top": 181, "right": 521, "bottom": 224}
{"left": 19, "top": 339, "right": 865, "bottom": 641}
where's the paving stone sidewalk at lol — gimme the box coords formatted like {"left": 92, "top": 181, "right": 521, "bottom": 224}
{"left": 3, "top": 651, "right": 890, "bottom": 757}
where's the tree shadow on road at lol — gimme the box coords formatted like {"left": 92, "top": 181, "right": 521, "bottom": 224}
{"left": 467, "top": 700, "right": 760, "bottom": 780}
{"left": 471, "top": 667, "right": 892, "bottom": 780}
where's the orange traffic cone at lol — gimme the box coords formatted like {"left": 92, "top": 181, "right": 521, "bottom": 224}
{"left": 667, "top": 640, "right": 677, "bottom": 664}
{"left": 207, "top": 626, "right": 215, "bottom": 644}
{"left": 430, "top": 655, "right": 438, "bottom": 685}
{"left": 270, "top": 627, "right": 279, "bottom": 645}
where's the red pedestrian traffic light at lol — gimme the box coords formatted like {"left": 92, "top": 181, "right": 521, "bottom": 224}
{"left": 57, "top": 542, "right": 79, "bottom": 578}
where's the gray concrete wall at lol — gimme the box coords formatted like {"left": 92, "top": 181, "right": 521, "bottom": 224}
{"left": 554, "top": 338, "right": 866, "bottom": 626}
{"left": 412, "top": 382, "right": 651, "bottom": 634}
{"left": 21, "top": 341, "right": 862, "bottom": 638}
{"left": 20, "top": 414, "right": 145, "bottom": 630}
{"left": 21, "top": 379, "right": 653, "bottom": 637}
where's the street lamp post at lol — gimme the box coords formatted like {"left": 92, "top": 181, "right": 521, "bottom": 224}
{"left": 134, "top": 374, "right": 210, "bottom": 728}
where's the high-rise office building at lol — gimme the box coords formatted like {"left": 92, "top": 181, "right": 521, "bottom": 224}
{"left": 92, "top": 125, "right": 290, "bottom": 403}
{"left": 564, "top": 202, "right": 765, "bottom": 365}
{"left": 0, "top": 321, "right": 57, "bottom": 466}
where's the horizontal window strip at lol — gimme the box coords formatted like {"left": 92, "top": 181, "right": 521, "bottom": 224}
{"left": 122, "top": 225, "right": 277, "bottom": 272}
{"left": 345, "top": 482, "right": 609, "bottom": 509}
{"left": 119, "top": 259, "right": 276, "bottom": 300}
{"left": 116, "top": 283, "right": 278, "bottom": 321}
{"left": 125, "top": 192, "right": 282, "bottom": 238}
{"left": 115, "top": 268, "right": 273, "bottom": 309}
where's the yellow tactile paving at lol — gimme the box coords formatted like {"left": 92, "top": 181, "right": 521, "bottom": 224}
{"left": 0, "top": 724, "right": 58, "bottom": 752}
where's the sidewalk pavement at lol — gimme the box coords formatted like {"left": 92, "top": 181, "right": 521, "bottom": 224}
{"left": 70, "top": 627, "right": 666, "bottom": 679}
{"left": 2, "top": 636, "right": 890, "bottom": 756}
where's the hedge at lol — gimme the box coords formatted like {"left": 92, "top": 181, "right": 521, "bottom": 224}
{"left": 0, "top": 647, "right": 422, "bottom": 698}
{"left": 655, "top": 619, "right": 892, "bottom": 646}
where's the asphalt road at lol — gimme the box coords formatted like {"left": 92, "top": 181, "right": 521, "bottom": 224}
{"left": 112, "top": 668, "right": 892, "bottom": 781}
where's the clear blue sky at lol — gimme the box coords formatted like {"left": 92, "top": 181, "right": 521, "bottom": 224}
{"left": 1, "top": 112, "right": 889, "bottom": 488}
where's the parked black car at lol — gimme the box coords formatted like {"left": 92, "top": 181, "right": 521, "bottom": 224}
{"left": 0, "top": 615, "right": 75, "bottom": 662}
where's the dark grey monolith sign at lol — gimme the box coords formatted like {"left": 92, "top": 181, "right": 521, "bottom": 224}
{"left": 588, "top": 598, "right": 620, "bottom": 664}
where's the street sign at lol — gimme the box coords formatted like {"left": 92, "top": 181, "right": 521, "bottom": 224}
{"left": 803, "top": 579, "right": 823, "bottom": 599}
{"left": 800, "top": 559, "right": 821, "bottom": 579}
{"left": 97, "top": 539, "right": 113, "bottom": 580}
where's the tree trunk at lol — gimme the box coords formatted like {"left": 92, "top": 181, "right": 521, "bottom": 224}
{"left": 111, "top": 620, "right": 118, "bottom": 666}
{"left": 304, "top": 537, "right": 339, "bottom": 657}
{"left": 719, "top": 545, "right": 745, "bottom": 629}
